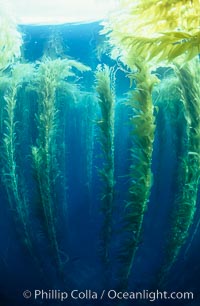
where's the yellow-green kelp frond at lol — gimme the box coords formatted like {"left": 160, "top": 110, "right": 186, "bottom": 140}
{"left": 2, "top": 63, "right": 35, "bottom": 257}
{"left": 107, "top": 0, "right": 200, "bottom": 36}
{"left": 122, "top": 31, "right": 200, "bottom": 65}
{"left": 102, "top": 0, "right": 200, "bottom": 66}
{"left": 95, "top": 64, "right": 115, "bottom": 265}
{"left": 119, "top": 60, "right": 158, "bottom": 288}
{"left": 0, "top": 1, "right": 22, "bottom": 70}
{"left": 158, "top": 58, "right": 200, "bottom": 285}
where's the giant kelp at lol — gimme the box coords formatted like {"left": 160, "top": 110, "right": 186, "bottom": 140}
{"left": 77, "top": 91, "right": 97, "bottom": 217}
{"left": 102, "top": 0, "right": 160, "bottom": 286}
{"left": 31, "top": 57, "right": 90, "bottom": 274}
{"left": 102, "top": 0, "right": 200, "bottom": 288}
{"left": 153, "top": 75, "right": 188, "bottom": 221}
{"left": 0, "top": 1, "right": 22, "bottom": 70}
{"left": 158, "top": 58, "right": 200, "bottom": 284}
{"left": 118, "top": 60, "right": 157, "bottom": 288}
{"left": 102, "top": 1, "right": 160, "bottom": 284}
{"left": 1, "top": 63, "right": 35, "bottom": 257}
{"left": 102, "top": 0, "right": 200, "bottom": 65}
{"left": 95, "top": 64, "right": 115, "bottom": 265}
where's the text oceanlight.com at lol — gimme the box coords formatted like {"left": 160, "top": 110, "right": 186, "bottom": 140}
{"left": 22, "top": 289, "right": 194, "bottom": 302}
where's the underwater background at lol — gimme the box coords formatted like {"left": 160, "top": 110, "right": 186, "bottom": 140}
{"left": 0, "top": 3, "right": 200, "bottom": 306}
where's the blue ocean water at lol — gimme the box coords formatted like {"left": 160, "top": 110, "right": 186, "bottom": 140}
{"left": 0, "top": 21, "right": 199, "bottom": 306}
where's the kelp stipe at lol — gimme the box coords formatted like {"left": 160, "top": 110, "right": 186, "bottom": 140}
{"left": 118, "top": 60, "right": 157, "bottom": 289}
{"left": 95, "top": 64, "right": 115, "bottom": 265}
{"left": 0, "top": 74, "right": 10, "bottom": 133}
{"left": 157, "top": 58, "right": 200, "bottom": 285}
{"left": 78, "top": 91, "right": 97, "bottom": 217}
{"left": 31, "top": 57, "right": 90, "bottom": 275}
{"left": 1, "top": 63, "right": 35, "bottom": 258}
{"left": 84, "top": 95, "right": 96, "bottom": 213}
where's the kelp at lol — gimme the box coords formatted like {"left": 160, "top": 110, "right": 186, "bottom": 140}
{"left": 84, "top": 95, "right": 96, "bottom": 202}
{"left": 118, "top": 60, "right": 158, "bottom": 287}
{"left": 78, "top": 92, "right": 97, "bottom": 216}
{"left": 0, "top": 1, "right": 22, "bottom": 70}
{"left": 1, "top": 63, "right": 35, "bottom": 257}
{"left": 102, "top": 0, "right": 200, "bottom": 287}
{"left": 31, "top": 57, "right": 90, "bottom": 274}
{"left": 102, "top": 0, "right": 200, "bottom": 65}
{"left": 158, "top": 58, "right": 200, "bottom": 285}
{"left": 153, "top": 75, "right": 188, "bottom": 216}
{"left": 110, "top": 0, "right": 200, "bottom": 33}
{"left": 95, "top": 64, "right": 115, "bottom": 265}
{"left": 154, "top": 74, "right": 188, "bottom": 158}
{"left": 121, "top": 32, "right": 200, "bottom": 65}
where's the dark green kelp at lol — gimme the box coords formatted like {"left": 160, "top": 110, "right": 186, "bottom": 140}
{"left": 153, "top": 75, "right": 188, "bottom": 209}
{"left": 158, "top": 57, "right": 200, "bottom": 285}
{"left": 31, "top": 57, "right": 90, "bottom": 274}
{"left": 1, "top": 63, "right": 35, "bottom": 256}
{"left": 95, "top": 64, "right": 115, "bottom": 265}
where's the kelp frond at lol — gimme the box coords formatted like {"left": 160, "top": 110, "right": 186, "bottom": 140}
{"left": 95, "top": 64, "right": 115, "bottom": 265}
{"left": 118, "top": 60, "right": 158, "bottom": 287}
{"left": 67, "top": 59, "right": 91, "bottom": 72}
{"left": 122, "top": 31, "right": 200, "bottom": 64}
{"left": 0, "top": 1, "right": 22, "bottom": 70}
{"left": 1, "top": 63, "right": 35, "bottom": 258}
{"left": 102, "top": 0, "right": 200, "bottom": 66}
{"left": 158, "top": 57, "right": 200, "bottom": 285}
{"left": 31, "top": 59, "right": 65, "bottom": 273}
{"left": 31, "top": 57, "right": 90, "bottom": 274}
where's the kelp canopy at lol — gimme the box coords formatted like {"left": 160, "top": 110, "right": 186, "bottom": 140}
{"left": 0, "top": 1, "right": 22, "bottom": 70}
{"left": 102, "top": 0, "right": 200, "bottom": 65}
